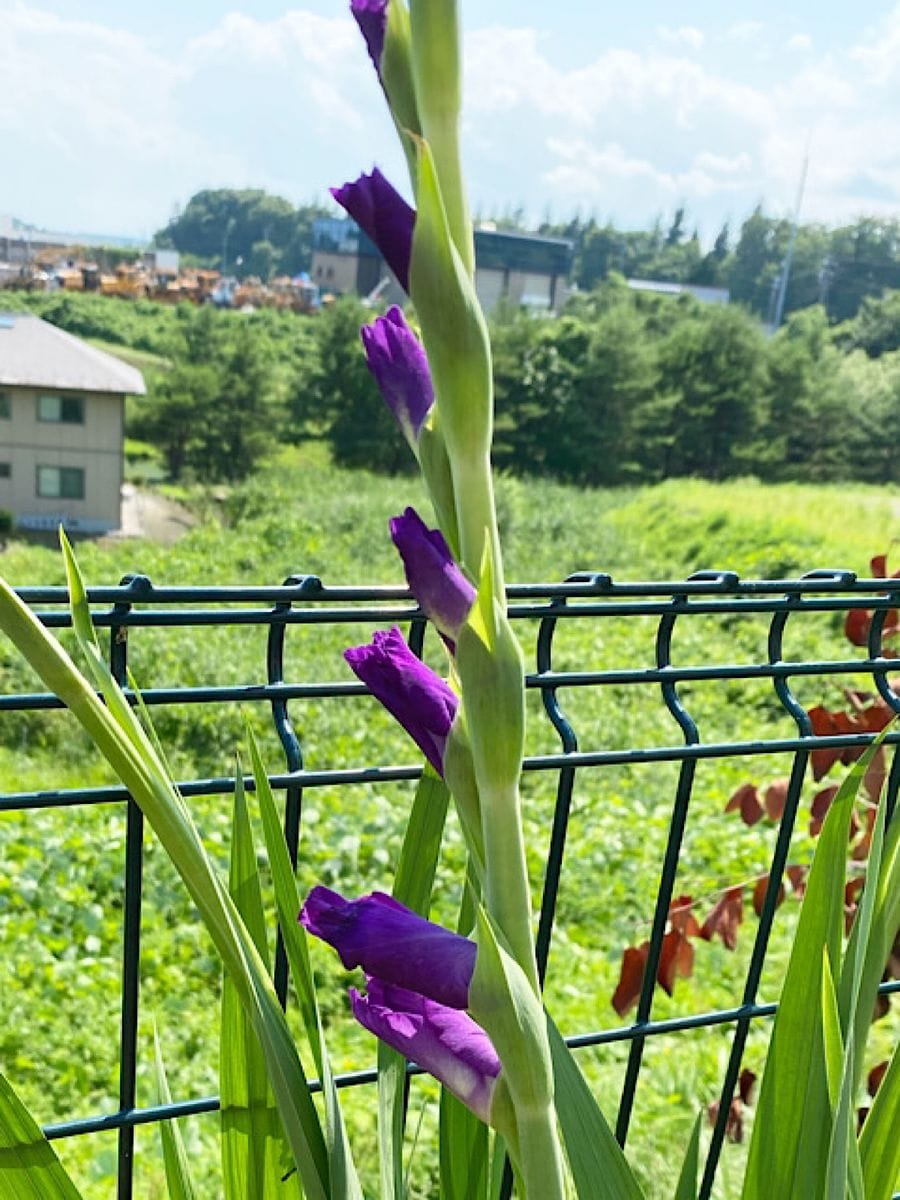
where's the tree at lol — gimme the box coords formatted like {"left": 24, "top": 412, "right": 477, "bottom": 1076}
{"left": 129, "top": 312, "right": 280, "bottom": 482}
{"left": 838, "top": 290, "right": 900, "bottom": 358}
{"left": 656, "top": 304, "right": 767, "bottom": 480}
{"left": 297, "top": 298, "right": 414, "bottom": 474}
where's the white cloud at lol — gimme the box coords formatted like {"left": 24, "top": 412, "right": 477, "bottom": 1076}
{"left": 656, "top": 26, "right": 705, "bottom": 52}
{"left": 850, "top": 4, "right": 900, "bottom": 85}
{"left": 726, "top": 21, "right": 764, "bottom": 42}
{"left": 2, "top": 3, "right": 900, "bottom": 240}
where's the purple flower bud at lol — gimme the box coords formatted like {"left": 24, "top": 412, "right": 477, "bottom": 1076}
{"left": 360, "top": 308, "right": 434, "bottom": 448}
{"left": 351, "top": 979, "right": 500, "bottom": 1123}
{"left": 300, "top": 887, "right": 477, "bottom": 1010}
{"left": 344, "top": 626, "right": 457, "bottom": 774}
{"left": 350, "top": 0, "right": 388, "bottom": 74}
{"left": 389, "top": 507, "right": 475, "bottom": 643}
{"left": 330, "top": 168, "right": 414, "bottom": 292}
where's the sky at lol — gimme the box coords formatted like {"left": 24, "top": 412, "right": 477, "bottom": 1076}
{"left": 2, "top": 1, "right": 900, "bottom": 244}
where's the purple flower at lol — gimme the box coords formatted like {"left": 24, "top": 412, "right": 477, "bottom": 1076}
{"left": 350, "top": 0, "right": 388, "bottom": 75}
{"left": 330, "top": 169, "right": 414, "bottom": 292}
{"left": 344, "top": 626, "right": 457, "bottom": 774}
{"left": 360, "top": 308, "right": 434, "bottom": 447}
{"left": 351, "top": 979, "right": 500, "bottom": 1123}
{"left": 389, "top": 507, "right": 475, "bottom": 643}
{"left": 300, "top": 886, "right": 477, "bottom": 1009}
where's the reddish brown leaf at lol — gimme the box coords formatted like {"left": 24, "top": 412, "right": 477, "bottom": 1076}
{"left": 867, "top": 1060, "right": 888, "bottom": 1097}
{"left": 810, "top": 785, "right": 839, "bottom": 836}
{"left": 708, "top": 1097, "right": 745, "bottom": 1143}
{"left": 669, "top": 895, "right": 701, "bottom": 938}
{"left": 752, "top": 874, "right": 785, "bottom": 917}
{"left": 845, "top": 607, "right": 872, "bottom": 647}
{"left": 764, "top": 778, "right": 789, "bottom": 821}
{"left": 844, "top": 876, "right": 866, "bottom": 935}
{"left": 807, "top": 706, "right": 847, "bottom": 780}
{"left": 726, "top": 782, "right": 764, "bottom": 826}
{"left": 699, "top": 886, "right": 744, "bottom": 950}
{"left": 738, "top": 1068, "right": 757, "bottom": 1105}
{"left": 612, "top": 943, "right": 649, "bottom": 1017}
{"left": 786, "top": 864, "right": 808, "bottom": 896}
{"left": 864, "top": 746, "right": 887, "bottom": 802}
{"left": 658, "top": 929, "right": 694, "bottom": 996}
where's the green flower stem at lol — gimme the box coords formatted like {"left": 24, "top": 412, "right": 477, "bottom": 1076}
{"left": 451, "top": 451, "right": 504, "bottom": 600}
{"left": 481, "top": 781, "right": 540, "bottom": 995}
{"left": 516, "top": 1105, "right": 569, "bottom": 1200}
{"left": 408, "top": 0, "right": 474, "bottom": 277}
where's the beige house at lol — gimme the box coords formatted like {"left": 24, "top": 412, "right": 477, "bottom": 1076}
{"left": 0, "top": 312, "right": 146, "bottom": 533}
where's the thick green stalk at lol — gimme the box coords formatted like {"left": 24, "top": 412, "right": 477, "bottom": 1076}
{"left": 516, "top": 1107, "right": 568, "bottom": 1200}
{"left": 481, "top": 782, "right": 539, "bottom": 995}
{"left": 452, "top": 451, "right": 505, "bottom": 601}
{"left": 408, "top": 0, "right": 474, "bottom": 276}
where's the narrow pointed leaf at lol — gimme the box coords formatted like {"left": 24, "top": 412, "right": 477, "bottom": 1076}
{"left": 673, "top": 1114, "right": 701, "bottom": 1200}
{"left": 245, "top": 729, "right": 362, "bottom": 1200}
{"left": 439, "top": 1088, "right": 489, "bottom": 1200}
{"left": 546, "top": 1017, "right": 645, "bottom": 1200}
{"left": 221, "top": 768, "right": 297, "bottom": 1200}
{"left": 0, "top": 1073, "right": 84, "bottom": 1199}
{"left": 0, "top": 570, "right": 331, "bottom": 1200}
{"left": 860, "top": 1043, "right": 900, "bottom": 1200}
{"left": 741, "top": 744, "right": 877, "bottom": 1200}
{"left": 154, "top": 1028, "right": 198, "bottom": 1200}
{"left": 378, "top": 767, "right": 450, "bottom": 1200}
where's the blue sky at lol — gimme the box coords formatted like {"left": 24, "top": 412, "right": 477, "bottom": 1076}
{"left": 2, "top": 1, "right": 899, "bottom": 243}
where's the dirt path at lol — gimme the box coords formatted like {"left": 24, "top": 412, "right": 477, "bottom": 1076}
{"left": 112, "top": 483, "right": 197, "bottom": 544}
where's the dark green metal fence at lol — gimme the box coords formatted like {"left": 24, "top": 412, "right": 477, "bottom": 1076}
{"left": 1, "top": 569, "right": 899, "bottom": 1199}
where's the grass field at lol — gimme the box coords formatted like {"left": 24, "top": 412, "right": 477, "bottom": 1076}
{"left": 0, "top": 453, "right": 897, "bottom": 1197}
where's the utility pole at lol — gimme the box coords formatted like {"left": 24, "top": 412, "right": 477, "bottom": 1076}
{"left": 772, "top": 146, "right": 810, "bottom": 330}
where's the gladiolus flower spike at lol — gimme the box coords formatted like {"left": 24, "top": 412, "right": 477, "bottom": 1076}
{"left": 330, "top": 168, "right": 414, "bottom": 292}
{"left": 390, "top": 507, "right": 475, "bottom": 644}
{"left": 361, "top": 309, "right": 434, "bottom": 450}
{"left": 300, "top": 886, "right": 476, "bottom": 1009}
{"left": 344, "top": 626, "right": 457, "bottom": 775}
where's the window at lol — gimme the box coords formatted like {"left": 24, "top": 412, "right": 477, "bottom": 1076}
{"left": 0, "top": 462, "right": 10, "bottom": 478}
{"left": 0, "top": 393, "right": 9, "bottom": 419}
{"left": 36, "top": 465, "right": 85, "bottom": 500}
{"left": 37, "top": 394, "right": 84, "bottom": 423}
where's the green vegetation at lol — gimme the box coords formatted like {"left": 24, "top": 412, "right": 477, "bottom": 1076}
{"left": 154, "top": 189, "right": 331, "bottom": 278}
{"left": 0, "top": 457, "right": 897, "bottom": 1197}
{"left": 151, "top": 187, "right": 900, "bottom": 327}
{"left": 8, "top": 282, "right": 900, "bottom": 488}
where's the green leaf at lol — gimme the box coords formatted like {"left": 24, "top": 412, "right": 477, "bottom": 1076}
{"left": 0, "top": 562, "right": 332, "bottom": 1200}
{"left": 154, "top": 1027, "right": 198, "bottom": 1200}
{"left": 220, "top": 766, "right": 298, "bottom": 1200}
{"left": 860, "top": 1044, "right": 900, "bottom": 1200}
{"left": 546, "top": 1017, "right": 646, "bottom": 1200}
{"left": 469, "top": 912, "right": 566, "bottom": 1198}
{"left": 0, "top": 1072, "right": 84, "bottom": 1199}
{"left": 378, "top": 767, "right": 450, "bottom": 1200}
{"left": 838, "top": 764, "right": 899, "bottom": 1096}
{"left": 438, "top": 1088, "right": 489, "bottom": 1200}
{"left": 673, "top": 1114, "right": 701, "bottom": 1200}
{"left": 741, "top": 743, "right": 880, "bottom": 1200}
{"left": 820, "top": 951, "right": 850, "bottom": 1200}
{"left": 245, "top": 728, "right": 362, "bottom": 1200}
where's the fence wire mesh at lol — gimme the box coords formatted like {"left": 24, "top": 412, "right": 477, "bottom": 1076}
{"left": 2, "top": 568, "right": 899, "bottom": 1199}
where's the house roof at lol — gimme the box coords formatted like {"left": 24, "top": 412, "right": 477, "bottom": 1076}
{"left": 0, "top": 312, "right": 146, "bottom": 395}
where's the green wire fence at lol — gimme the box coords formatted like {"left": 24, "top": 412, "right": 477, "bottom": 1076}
{"left": 1, "top": 568, "right": 899, "bottom": 1199}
